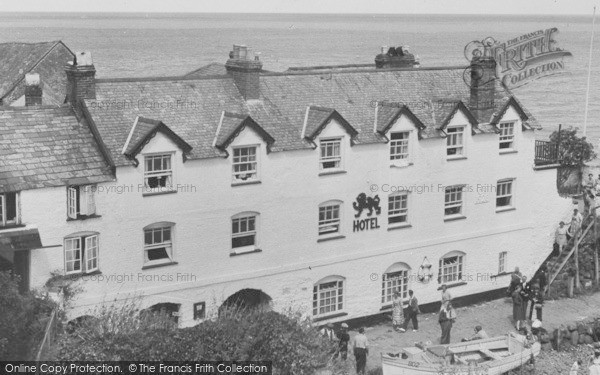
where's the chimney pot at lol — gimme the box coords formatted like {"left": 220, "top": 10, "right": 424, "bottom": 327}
{"left": 225, "top": 44, "right": 262, "bottom": 100}
{"left": 25, "top": 73, "right": 43, "bottom": 106}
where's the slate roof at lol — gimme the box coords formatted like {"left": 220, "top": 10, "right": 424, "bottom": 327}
{"left": 302, "top": 106, "right": 358, "bottom": 141}
{"left": 184, "top": 63, "right": 228, "bottom": 78}
{"left": 0, "top": 105, "right": 114, "bottom": 193}
{"left": 0, "top": 41, "right": 75, "bottom": 106}
{"left": 86, "top": 65, "right": 541, "bottom": 166}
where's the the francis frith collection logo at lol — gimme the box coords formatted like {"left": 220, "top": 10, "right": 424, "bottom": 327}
{"left": 464, "top": 27, "right": 572, "bottom": 89}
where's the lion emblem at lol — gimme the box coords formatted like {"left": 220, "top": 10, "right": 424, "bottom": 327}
{"left": 353, "top": 193, "right": 381, "bottom": 218}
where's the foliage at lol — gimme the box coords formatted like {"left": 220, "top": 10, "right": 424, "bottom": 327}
{"left": 0, "top": 270, "right": 56, "bottom": 360}
{"left": 548, "top": 127, "right": 596, "bottom": 166}
{"left": 55, "top": 302, "right": 335, "bottom": 374}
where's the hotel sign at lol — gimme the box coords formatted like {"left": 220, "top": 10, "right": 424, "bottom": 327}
{"left": 352, "top": 193, "right": 381, "bottom": 232}
{"left": 464, "top": 28, "right": 572, "bottom": 89}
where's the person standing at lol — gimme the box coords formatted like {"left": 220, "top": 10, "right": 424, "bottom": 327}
{"left": 353, "top": 327, "right": 368, "bottom": 375}
{"left": 512, "top": 284, "right": 525, "bottom": 330}
{"left": 320, "top": 323, "right": 335, "bottom": 341}
{"left": 391, "top": 290, "right": 404, "bottom": 332}
{"left": 507, "top": 267, "right": 522, "bottom": 295}
{"left": 537, "top": 264, "right": 549, "bottom": 296}
{"left": 439, "top": 301, "right": 454, "bottom": 344}
{"left": 441, "top": 284, "right": 452, "bottom": 305}
{"left": 520, "top": 276, "right": 531, "bottom": 325}
{"left": 555, "top": 221, "right": 568, "bottom": 254}
{"left": 400, "top": 290, "right": 419, "bottom": 332}
{"left": 528, "top": 283, "right": 544, "bottom": 321}
{"left": 569, "top": 209, "right": 583, "bottom": 239}
{"left": 335, "top": 323, "right": 350, "bottom": 360}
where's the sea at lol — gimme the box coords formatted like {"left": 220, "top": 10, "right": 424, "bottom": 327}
{"left": 1, "top": 12, "right": 599, "bottom": 143}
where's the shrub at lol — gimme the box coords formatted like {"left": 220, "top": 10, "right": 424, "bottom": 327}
{"left": 548, "top": 127, "right": 596, "bottom": 167}
{"left": 0, "top": 270, "right": 56, "bottom": 360}
{"left": 55, "top": 302, "right": 335, "bottom": 374}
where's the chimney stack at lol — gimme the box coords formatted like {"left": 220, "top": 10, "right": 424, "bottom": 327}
{"left": 375, "top": 46, "right": 418, "bottom": 69}
{"left": 25, "top": 73, "right": 42, "bottom": 106}
{"left": 225, "top": 44, "right": 262, "bottom": 101}
{"left": 65, "top": 51, "right": 96, "bottom": 105}
{"left": 468, "top": 46, "right": 497, "bottom": 122}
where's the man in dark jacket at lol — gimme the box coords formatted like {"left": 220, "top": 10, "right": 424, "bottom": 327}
{"left": 399, "top": 289, "right": 419, "bottom": 332}
{"left": 528, "top": 283, "right": 544, "bottom": 321}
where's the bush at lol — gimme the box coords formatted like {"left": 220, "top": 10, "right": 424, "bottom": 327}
{"left": 55, "top": 303, "right": 335, "bottom": 374}
{"left": 548, "top": 127, "right": 596, "bottom": 166}
{"left": 0, "top": 271, "right": 56, "bottom": 360}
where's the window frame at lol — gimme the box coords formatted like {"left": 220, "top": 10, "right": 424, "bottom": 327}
{"left": 143, "top": 153, "right": 175, "bottom": 194}
{"left": 64, "top": 232, "right": 99, "bottom": 275}
{"left": 498, "top": 251, "right": 507, "bottom": 274}
{"left": 67, "top": 185, "right": 97, "bottom": 219}
{"left": 438, "top": 251, "right": 465, "bottom": 285}
{"left": 319, "top": 137, "right": 343, "bottom": 172}
{"left": 444, "top": 185, "right": 465, "bottom": 218}
{"left": 389, "top": 131, "right": 411, "bottom": 165}
{"left": 318, "top": 200, "right": 343, "bottom": 238}
{"left": 388, "top": 192, "right": 409, "bottom": 227}
{"left": 313, "top": 276, "right": 345, "bottom": 317}
{"left": 231, "top": 212, "right": 259, "bottom": 254}
{"left": 446, "top": 126, "right": 465, "bottom": 158}
{"left": 0, "top": 191, "right": 20, "bottom": 227}
{"left": 143, "top": 222, "right": 175, "bottom": 266}
{"left": 381, "top": 264, "right": 410, "bottom": 304}
{"left": 496, "top": 179, "right": 514, "bottom": 210}
{"left": 231, "top": 145, "right": 260, "bottom": 184}
{"left": 498, "top": 122, "right": 516, "bottom": 151}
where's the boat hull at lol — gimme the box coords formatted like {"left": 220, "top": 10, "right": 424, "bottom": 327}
{"left": 381, "top": 334, "right": 540, "bottom": 375}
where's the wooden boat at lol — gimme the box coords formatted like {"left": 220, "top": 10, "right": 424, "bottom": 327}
{"left": 381, "top": 333, "right": 540, "bottom": 375}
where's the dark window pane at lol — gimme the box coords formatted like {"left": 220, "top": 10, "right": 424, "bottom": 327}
{"left": 6, "top": 192, "right": 17, "bottom": 221}
{"left": 148, "top": 247, "right": 169, "bottom": 261}
{"left": 232, "top": 235, "right": 255, "bottom": 248}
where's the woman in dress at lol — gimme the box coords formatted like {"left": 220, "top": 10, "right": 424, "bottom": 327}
{"left": 439, "top": 301, "right": 454, "bottom": 344}
{"left": 391, "top": 290, "right": 404, "bottom": 332}
{"left": 512, "top": 284, "right": 525, "bottom": 330}
{"left": 555, "top": 221, "right": 568, "bottom": 254}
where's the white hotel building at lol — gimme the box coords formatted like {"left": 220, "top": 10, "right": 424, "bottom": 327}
{"left": 0, "top": 45, "right": 572, "bottom": 326}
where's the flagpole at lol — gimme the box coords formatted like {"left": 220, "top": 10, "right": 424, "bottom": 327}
{"left": 583, "top": 6, "right": 596, "bottom": 137}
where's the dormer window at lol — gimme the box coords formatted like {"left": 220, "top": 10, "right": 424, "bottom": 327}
{"left": 0, "top": 192, "right": 19, "bottom": 227}
{"left": 67, "top": 185, "right": 96, "bottom": 219}
{"left": 499, "top": 122, "right": 515, "bottom": 151}
{"left": 232, "top": 146, "right": 259, "bottom": 183}
{"left": 319, "top": 138, "right": 342, "bottom": 171}
{"left": 390, "top": 131, "right": 410, "bottom": 161}
{"left": 144, "top": 153, "right": 173, "bottom": 193}
{"left": 446, "top": 126, "right": 465, "bottom": 157}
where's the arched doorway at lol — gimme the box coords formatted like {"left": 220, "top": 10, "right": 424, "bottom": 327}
{"left": 219, "top": 289, "right": 272, "bottom": 315}
{"left": 140, "top": 302, "right": 180, "bottom": 324}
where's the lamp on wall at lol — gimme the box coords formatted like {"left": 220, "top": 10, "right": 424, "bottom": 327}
{"left": 417, "top": 256, "right": 434, "bottom": 283}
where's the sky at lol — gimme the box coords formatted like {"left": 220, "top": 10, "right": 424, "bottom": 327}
{"left": 0, "top": 0, "right": 598, "bottom": 15}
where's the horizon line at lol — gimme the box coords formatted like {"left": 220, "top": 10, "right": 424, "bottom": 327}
{"left": 0, "top": 11, "right": 594, "bottom": 16}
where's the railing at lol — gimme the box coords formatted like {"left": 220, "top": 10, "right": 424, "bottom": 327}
{"left": 35, "top": 307, "right": 59, "bottom": 362}
{"left": 534, "top": 140, "right": 559, "bottom": 166}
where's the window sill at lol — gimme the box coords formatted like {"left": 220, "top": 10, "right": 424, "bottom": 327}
{"left": 495, "top": 206, "right": 516, "bottom": 213}
{"left": 230, "top": 248, "right": 262, "bottom": 257}
{"left": 499, "top": 149, "right": 518, "bottom": 155}
{"left": 0, "top": 224, "right": 25, "bottom": 231}
{"left": 67, "top": 214, "right": 102, "bottom": 222}
{"left": 390, "top": 162, "right": 413, "bottom": 169}
{"left": 312, "top": 312, "right": 348, "bottom": 323}
{"left": 444, "top": 215, "right": 466, "bottom": 222}
{"left": 231, "top": 180, "right": 261, "bottom": 187}
{"left": 318, "top": 170, "right": 347, "bottom": 177}
{"left": 388, "top": 223, "right": 412, "bottom": 231}
{"left": 437, "top": 281, "right": 467, "bottom": 290}
{"left": 317, "top": 235, "right": 345, "bottom": 243}
{"left": 64, "top": 270, "right": 102, "bottom": 280}
{"left": 142, "top": 190, "right": 177, "bottom": 197}
{"left": 446, "top": 156, "right": 467, "bottom": 161}
{"left": 141, "top": 261, "right": 178, "bottom": 270}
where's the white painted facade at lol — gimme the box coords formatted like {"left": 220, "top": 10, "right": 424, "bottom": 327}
{"left": 23, "top": 104, "right": 572, "bottom": 327}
